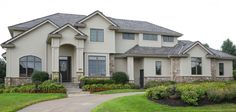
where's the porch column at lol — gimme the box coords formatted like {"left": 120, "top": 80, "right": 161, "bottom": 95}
{"left": 75, "top": 40, "right": 84, "bottom": 82}
{"left": 127, "top": 57, "right": 134, "bottom": 82}
{"left": 51, "top": 38, "right": 60, "bottom": 81}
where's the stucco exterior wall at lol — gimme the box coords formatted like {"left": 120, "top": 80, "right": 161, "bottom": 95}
{"left": 143, "top": 58, "right": 171, "bottom": 77}
{"left": 216, "top": 60, "right": 233, "bottom": 77}
{"left": 134, "top": 58, "right": 144, "bottom": 85}
{"left": 12, "top": 30, "right": 23, "bottom": 37}
{"left": 6, "top": 23, "right": 57, "bottom": 77}
{"left": 114, "top": 58, "right": 127, "bottom": 73}
{"left": 79, "top": 15, "right": 115, "bottom": 53}
{"left": 115, "top": 33, "right": 138, "bottom": 53}
{"left": 138, "top": 34, "right": 162, "bottom": 47}
{"left": 180, "top": 45, "right": 211, "bottom": 76}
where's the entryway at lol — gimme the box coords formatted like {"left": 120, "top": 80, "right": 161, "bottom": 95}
{"left": 59, "top": 56, "right": 71, "bottom": 82}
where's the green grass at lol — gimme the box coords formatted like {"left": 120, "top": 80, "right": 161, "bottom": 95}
{"left": 92, "top": 94, "right": 236, "bottom": 112}
{"left": 94, "top": 89, "right": 145, "bottom": 94}
{"left": 0, "top": 93, "right": 66, "bottom": 112}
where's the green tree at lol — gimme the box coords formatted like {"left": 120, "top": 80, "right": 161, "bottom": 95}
{"left": 203, "top": 43, "right": 209, "bottom": 48}
{"left": 221, "top": 39, "right": 236, "bottom": 69}
{"left": 221, "top": 39, "right": 236, "bottom": 55}
{"left": 0, "top": 58, "right": 6, "bottom": 83}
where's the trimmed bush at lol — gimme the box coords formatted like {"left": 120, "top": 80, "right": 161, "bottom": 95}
{"left": 111, "top": 72, "right": 129, "bottom": 84}
{"left": 145, "top": 81, "right": 176, "bottom": 89}
{"left": 31, "top": 71, "right": 49, "bottom": 83}
{"left": 82, "top": 78, "right": 115, "bottom": 85}
{"left": 233, "top": 70, "right": 236, "bottom": 80}
{"left": 82, "top": 83, "right": 135, "bottom": 93}
{"left": 146, "top": 85, "right": 171, "bottom": 100}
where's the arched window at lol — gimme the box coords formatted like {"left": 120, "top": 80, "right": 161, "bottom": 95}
{"left": 19, "top": 55, "right": 42, "bottom": 77}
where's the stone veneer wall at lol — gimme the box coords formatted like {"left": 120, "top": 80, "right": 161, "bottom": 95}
{"left": 144, "top": 76, "right": 171, "bottom": 84}
{"left": 5, "top": 77, "right": 32, "bottom": 86}
{"left": 175, "top": 76, "right": 212, "bottom": 82}
{"left": 109, "top": 54, "right": 115, "bottom": 75}
{"left": 171, "top": 58, "right": 180, "bottom": 81}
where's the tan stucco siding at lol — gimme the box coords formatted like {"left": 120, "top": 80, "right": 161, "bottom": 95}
{"left": 12, "top": 30, "right": 23, "bottom": 37}
{"left": 114, "top": 58, "right": 127, "bottom": 73}
{"left": 216, "top": 60, "right": 233, "bottom": 77}
{"left": 143, "top": 58, "right": 171, "bottom": 77}
{"left": 6, "top": 23, "right": 57, "bottom": 77}
{"left": 180, "top": 45, "right": 211, "bottom": 76}
{"left": 79, "top": 15, "right": 115, "bottom": 53}
{"left": 138, "top": 34, "right": 162, "bottom": 47}
{"left": 134, "top": 58, "right": 143, "bottom": 85}
{"left": 115, "top": 33, "right": 138, "bottom": 53}
{"left": 58, "top": 27, "right": 79, "bottom": 47}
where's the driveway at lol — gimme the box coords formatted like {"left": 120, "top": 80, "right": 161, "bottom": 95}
{"left": 18, "top": 92, "right": 143, "bottom": 112}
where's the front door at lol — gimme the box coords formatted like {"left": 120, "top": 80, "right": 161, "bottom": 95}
{"left": 59, "top": 56, "right": 71, "bottom": 82}
{"left": 140, "top": 69, "right": 144, "bottom": 88}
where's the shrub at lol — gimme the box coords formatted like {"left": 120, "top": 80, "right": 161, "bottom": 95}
{"left": 0, "top": 83, "right": 4, "bottom": 89}
{"left": 181, "top": 90, "right": 199, "bottom": 105}
{"left": 31, "top": 71, "right": 49, "bottom": 83}
{"left": 145, "top": 81, "right": 176, "bottom": 88}
{"left": 82, "top": 83, "right": 135, "bottom": 93}
{"left": 207, "top": 88, "right": 225, "bottom": 103}
{"left": 39, "top": 80, "right": 66, "bottom": 93}
{"left": 146, "top": 85, "right": 171, "bottom": 100}
{"left": 82, "top": 78, "right": 115, "bottom": 85}
{"left": 112, "top": 72, "right": 129, "bottom": 84}
{"left": 233, "top": 70, "right": 236, "bottom": 80}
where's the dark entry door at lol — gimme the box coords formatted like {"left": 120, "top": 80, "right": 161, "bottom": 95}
{"left": 59, "top": 56, "right": 71, "bottom": 82}
{"left": 140, "top": 69, "right": 144, "bottom": 88}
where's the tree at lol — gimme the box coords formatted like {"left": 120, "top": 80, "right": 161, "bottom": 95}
{"left": 221, "top": 39, "right": 236, "bottom": 55}
{"left": 0, "top": 58, "right": 6, "bottom": 83}
{"left": 203, "top": 43, "right": 209, "bottom": 48}
{"left": 221, "top": 38, "right": 236, "bottom": 69}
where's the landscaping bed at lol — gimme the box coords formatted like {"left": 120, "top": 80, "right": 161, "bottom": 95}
{"left": 146, "top": 81, "right": 236, "bottom": 106}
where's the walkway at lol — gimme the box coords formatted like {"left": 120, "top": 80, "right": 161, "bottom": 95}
{"left": 18, "top": 92, "right": 143, "bottom": 112}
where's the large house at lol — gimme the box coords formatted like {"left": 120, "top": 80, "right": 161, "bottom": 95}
{"left": 1, "top": 10, "right": 235, "bottom": 87}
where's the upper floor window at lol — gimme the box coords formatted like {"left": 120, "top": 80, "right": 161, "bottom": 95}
{"left": 155, "top": 61, "right": 161, "bottom": 75}
{"left": 123, "top": 33, "right": 135, "bottom": 40}
{"left": 143, "top": 34, "right": 158, "bottom": 41}
{"left": 219, "top": 63, "right": 224, "bottom": 76}
{"left": 163, "top": 36, "right": 174, "bottom": 42}
{"left": 19, "top": 55, "right": 42, "bottom": 77}
{"left": 90, "top": 28, "right": 104, "bottom": 42}
{"left": 191, "top": 57, "right": 202, "bottom": 75}
{"left": 88, "top": 56, "right": 106, "bottom": 76}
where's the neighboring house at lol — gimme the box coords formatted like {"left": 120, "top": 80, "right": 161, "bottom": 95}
{"left": 1, "top": 10, "right": 235, "bottom": 86}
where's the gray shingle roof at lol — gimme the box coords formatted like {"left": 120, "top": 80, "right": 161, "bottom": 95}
{"left": 125, "top": 40, "right": 236, "bottom": 59}
{"left": 10, "top": 13, "right": 182, "bottom": 37}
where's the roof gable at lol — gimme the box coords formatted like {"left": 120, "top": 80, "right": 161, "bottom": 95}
{"left": 182, "top": 41, "right": 214, "bottom": 55}
{"left": 76, "top": 10, "right": 118, "bottom": 27}
{"left": 3, "top": 20, "right": 59, "bottom": 45}
{"left": 51, "top": 23, "right": 85, "bottom": 36}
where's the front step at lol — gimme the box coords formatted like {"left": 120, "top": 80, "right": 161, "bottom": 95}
{"left": 62, "top": 83, "right": 84, "bottom": 94}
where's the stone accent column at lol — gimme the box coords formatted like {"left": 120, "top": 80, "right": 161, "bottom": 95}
{"left": 109, "top": 54, "right": 115, "bottom": 76}
{"left": 171, "top": 58, "right": 180, "bottom": 81}
{"left": 51, "top": 38, "right": 60, "bottom": 81}
{"left": 211, "top": 59, "right": 217, "bottom": 80}
{"left": 127, "top": 57, "right": 134, "bottom": 82}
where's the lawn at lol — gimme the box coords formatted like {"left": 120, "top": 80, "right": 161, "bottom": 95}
{"left": 94, "top": 89, "right": 145, "bottom": 94}
{"left": 92, "top": 94, "right": 236, "bottom": 112}
{"left": 0, "top": 93, "right": 66, "bottom": 112}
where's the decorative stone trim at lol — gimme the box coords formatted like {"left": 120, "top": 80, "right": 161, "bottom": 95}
{"left": 5, "top": 77, "right": 31, "bottom": 86}
{"left": 215, "top": 77, "right": 233, "bottom": 81}
{"left": 144, "top": 76, "right": 171, "bottom": 84}
{"left": 109, "top": 54, "right": 115, "bottom": 75}
{"left": 175, "top": 76, "right": 212, "bottom": 82}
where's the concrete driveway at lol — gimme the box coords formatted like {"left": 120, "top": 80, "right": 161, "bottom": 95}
{"left": 18, "top": 92, "right": 143, "bottom": 112}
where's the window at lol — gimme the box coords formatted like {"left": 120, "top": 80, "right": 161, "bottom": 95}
{"left": 19, "top": 55, "right": 42, "bottom": 77}
{"left": 163, "top": 36, "right": 174, "bottom": 42}
{"left": 123, "top": 33, "right": 135, "bottom": 40}
{"left": 155, "top": 61, "right": 161, "bottom": 75}
{"left": 219, "top": 63, "right": 224, "bottom": 76}
{"left": 191, "top": 57, "right": 202, "bottom": 75}
{"left": 143, "top": 34, "right": 158, "bottom": 41}
{"left": 88, "top": 56, "right": 106, "bottom": 76}
{"left": 90, "top": 29, "right": 104, "bottom": 42}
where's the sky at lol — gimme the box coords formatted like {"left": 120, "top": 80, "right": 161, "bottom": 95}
{"left": 0, "top": 0, "right": 236, "bottom": 54}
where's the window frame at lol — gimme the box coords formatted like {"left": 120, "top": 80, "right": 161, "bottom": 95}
{"left": 90, "top": 28, "right": 104, "bottom": 42}
{"left": 122, "top": 33, "right": 135, "bottom": 40}
{"left": 88, "top": 56, "right": 106, "bottom": 76}
{"left": 19, "top": 55, "right": 42, "bottom": 77}
{"left": 163, "top": 36, "right": 174, "bottom": 42}
{"left": 191, "top": 57, "right": 202, "bottom": 75}
{"left": 219, "top": 63, "right": 224, "bottom": 76}
{"left": 155, "top": 61, "right": 162, "bottom": 75}
{"left": 143, "top": 34, "right": 158, "bottom": 41}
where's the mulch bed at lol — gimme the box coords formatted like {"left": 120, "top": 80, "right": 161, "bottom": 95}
{"left": 151, "top": 98, "right": 236, "bottom": 107}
